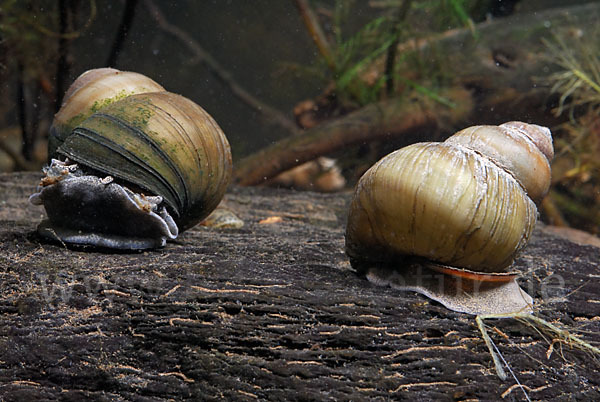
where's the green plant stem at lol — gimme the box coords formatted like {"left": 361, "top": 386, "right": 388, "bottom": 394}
{"left": 384, "top": 0, "right": 412, "bottom": 96}
{"left": 572, "top": 68, "right": 600, "bottom": 94}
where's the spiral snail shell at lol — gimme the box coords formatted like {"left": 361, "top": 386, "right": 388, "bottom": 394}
{"left": 30, "top": 68, "right": 232, "bottom": 249}
{"left": 345, "top": 122, "right": 553, "bottom": 314}
{"left": 47, "top": 68, "right": 166, "bottom": 159}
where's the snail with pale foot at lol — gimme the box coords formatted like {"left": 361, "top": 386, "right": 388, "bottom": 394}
{"left": 345, "top": 121, "right": 553, "bottom": 315}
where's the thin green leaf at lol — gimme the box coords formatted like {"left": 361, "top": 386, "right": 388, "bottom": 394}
{"left": 337, "top": 36, "right": 396, "bottom": 89}
{"left": 399, "top": 77, "right": 456, "bottom": 108}
{"left": 335, "top": 16, "right": 390, "bottom": 71}
{"left": 449, "top": 0, "right": 477, "bottom": 37}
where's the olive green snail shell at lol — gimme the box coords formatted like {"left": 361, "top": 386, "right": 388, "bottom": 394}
{"left": 345, "top": 121, "right": 553, "bottom": 278}
{"left": 57, "top": 91, "right": 232, "bottom": 232}
{"left": 48, "top": 67, "right": 166, "bottom": 159}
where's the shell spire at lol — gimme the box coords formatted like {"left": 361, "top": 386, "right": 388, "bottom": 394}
{"left": 444, "top": 121, "right": 553, "bottom": 203}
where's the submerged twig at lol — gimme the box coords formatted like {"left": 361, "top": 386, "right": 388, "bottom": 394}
{"left": 541, "top": 196, "right": 569, "bottom": 227}
{"left": 294, "top": 0, "right": 336, "bottom": 72}
{"left": 384, "top": 0, "right": 412, "bottom": 96}
{"left": 106, "top": 0, "right": 139, "bottom": 67}
{"left": 233, "top": 87, "right": 473, "bottom": 185}
{"left": 145, "top": 0, "right": 299, "bottom": 135}
{"left": 16, "top": 62, "right": 31, "bottom": 161}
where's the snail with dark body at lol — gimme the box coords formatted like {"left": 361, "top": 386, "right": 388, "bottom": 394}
{"left": 30, "top": 68, "right": 232, "bottom": 249}
{"left": 345, "top": 122, "right": 553, "bottom": 314}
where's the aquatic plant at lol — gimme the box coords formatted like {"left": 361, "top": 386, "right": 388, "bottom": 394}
{"left": 296, "top": 0, "right": 479, "bottom": 106}
{"left": 543, "top": 28, "right": 600, "bottom": 233}
{"left": 544, "top": 30, "right": 600, "bottom": 118}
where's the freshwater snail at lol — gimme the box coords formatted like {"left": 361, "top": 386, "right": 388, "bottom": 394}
{"left": 30, "top": 69, "right": 232, "bottom": 249}
{"left": 345, "top": 122, "right": 553, "bottom": 314}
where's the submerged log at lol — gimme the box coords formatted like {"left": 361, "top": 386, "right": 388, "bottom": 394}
{"left": 234, "top": 89, "right": 473, "bottom": 186}
{"left": 233, "top": 3, "right": 600, "bottom": 185}
{"left": 0, "top": 172, "right": 599, "bottom": 400}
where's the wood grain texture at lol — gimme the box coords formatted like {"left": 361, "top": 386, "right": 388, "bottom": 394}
{"left": 1, "top": 172, "right": 599, "bottom": 400}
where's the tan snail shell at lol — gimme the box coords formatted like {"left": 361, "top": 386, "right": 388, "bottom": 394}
{"left": 30, "top": 69, "right": 232, "bottom": 249}
{"left": 345, "top": 122, "right": 553, "bottom": 314}
{"left": 48, "top": 68, "right": 166, "bottom": 159}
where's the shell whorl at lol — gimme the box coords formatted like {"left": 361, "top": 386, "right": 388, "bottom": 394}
{"left": 56, "top": 91, "right": 232, "bottom": 231}
{"left": 48, "top": 68, "right": 166, "bottom": 160}
{"left": 444, "top": 122, "right": 552, "bottom": 203}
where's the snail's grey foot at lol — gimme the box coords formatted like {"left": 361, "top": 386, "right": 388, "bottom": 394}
{"left": 35, "top": 219, "right": 170, "bottom": 250}
{"left": 29, "top": 160, "right": 178, "bottom": 250}
{"left": 364, "top": 263, "right": 533, "bottom": 315}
